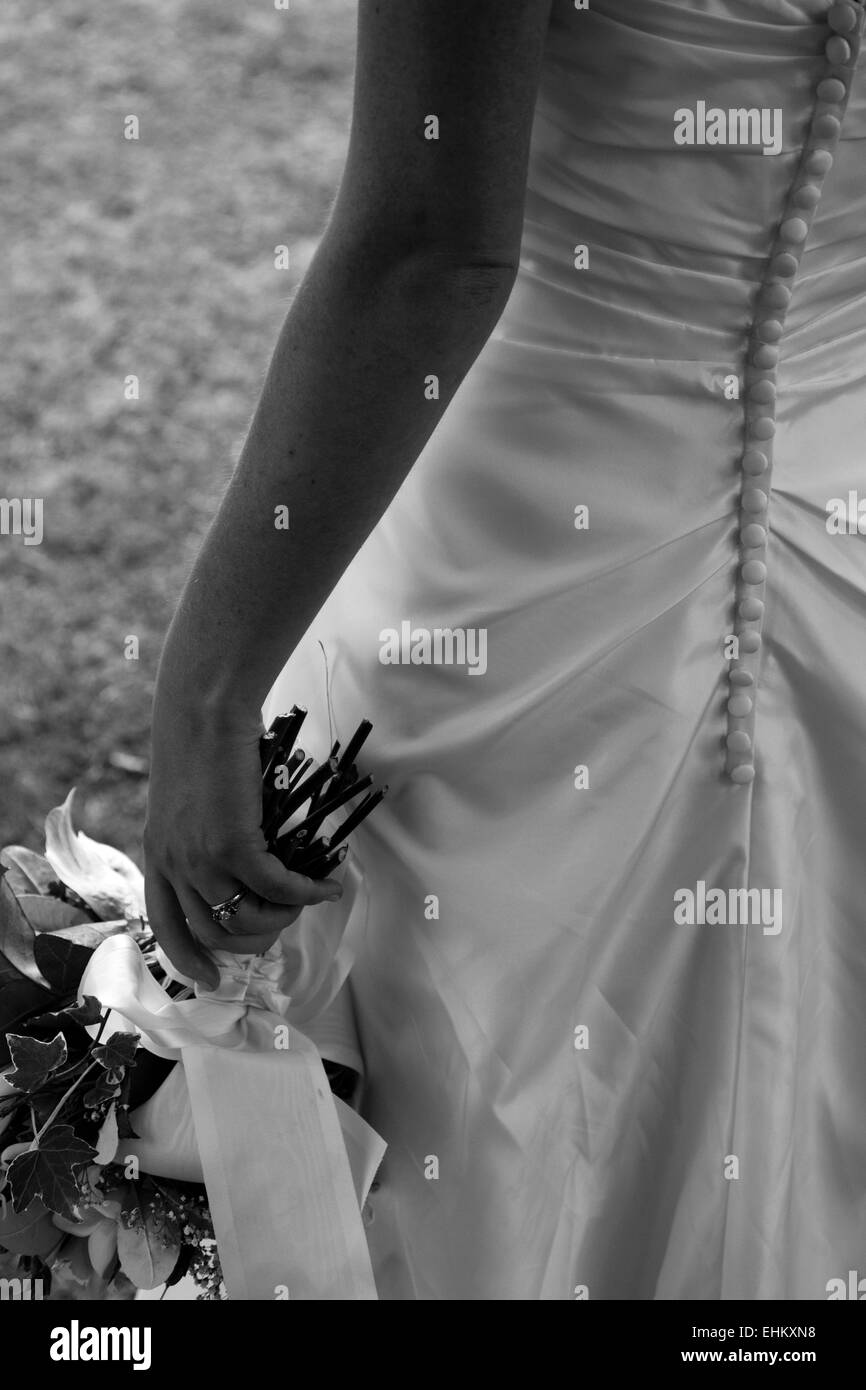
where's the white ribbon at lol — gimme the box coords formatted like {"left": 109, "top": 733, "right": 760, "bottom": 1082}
{"left": 78, "top": 858, "right": 385, "bottom": 1300}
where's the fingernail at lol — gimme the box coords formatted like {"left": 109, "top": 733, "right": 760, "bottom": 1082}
{"left": 323, "top": 881, "right": 343, "bottom": 901}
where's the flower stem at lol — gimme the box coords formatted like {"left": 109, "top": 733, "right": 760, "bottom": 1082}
{"left": 30, "top": 1060, "right": 99, "bottom": 1149}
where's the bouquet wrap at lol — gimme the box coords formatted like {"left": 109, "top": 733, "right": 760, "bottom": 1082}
{"left": 78, "top": 852, "right": 385, "bottom": 1300}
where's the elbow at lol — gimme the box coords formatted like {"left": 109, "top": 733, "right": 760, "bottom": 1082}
{"left": 398, "top": 245, "right": 520, "bottom": 320}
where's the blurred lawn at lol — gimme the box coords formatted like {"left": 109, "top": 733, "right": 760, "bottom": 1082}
{"left": 0, "top": 0, "right": 356, "bottom": 856}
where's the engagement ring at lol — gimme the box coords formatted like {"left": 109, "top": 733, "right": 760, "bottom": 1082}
{"left": 209, "top": 889, "right": 248, "bottom": 925}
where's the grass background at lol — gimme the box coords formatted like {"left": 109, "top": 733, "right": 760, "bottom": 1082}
{"left": 0, "top": 0, "right": 356, "bottom": 856}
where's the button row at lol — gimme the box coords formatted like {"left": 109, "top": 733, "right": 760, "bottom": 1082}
{"left": 724, "top": 1, "right": 865, "bottom": 784}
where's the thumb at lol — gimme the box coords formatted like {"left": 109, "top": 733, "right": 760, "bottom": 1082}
{"left": 230, "top": 845, "right": 344, "bottom": 908}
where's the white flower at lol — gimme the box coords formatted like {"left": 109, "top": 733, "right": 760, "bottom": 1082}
{"left": 44, "top": 790, "right": 146, "bottom": 925}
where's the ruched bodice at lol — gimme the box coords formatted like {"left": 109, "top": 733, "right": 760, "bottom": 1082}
{"left": 266, "top": 0, "right": 866, "bottom": 1299}
{"left": 513, "top": 0, "right": 866, "bottom": 368}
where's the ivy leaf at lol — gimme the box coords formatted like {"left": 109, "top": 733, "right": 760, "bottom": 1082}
{"left": 17, "top": 996, "right": 103, "bottom": 1062}
{"left": 0, "top": 981, "right": 60, "bottom": 1068}
{"left": 7, "top": 1125, "right": 98, "bottom": 1218}
{"left": 6, "top": 1032, "right": 68, "bottom": 1093}
{"left": 92, "top": 1032, "right": 138, "bottom": 1076}
{"left": 32, "top": 932, "right": 94, "bottom": 995}
{"left": 69, "top": 995, "right": 103, "bottom": 1025}
{"left": 83, "top": 1077, "right": 122, "bottom": 1110}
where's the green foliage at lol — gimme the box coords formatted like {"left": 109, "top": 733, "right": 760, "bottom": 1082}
{"left": 7, "top": 1125, "right": 98, "bottom": 1219}
{"left": 6, "top": 1032, "right": 68, "bottom": 1093}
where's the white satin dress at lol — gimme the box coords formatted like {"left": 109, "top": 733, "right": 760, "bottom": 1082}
{"left": 265, "top": 0, "right": 866, "bottom": 1299}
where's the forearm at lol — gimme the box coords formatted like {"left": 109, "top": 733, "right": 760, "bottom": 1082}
{"left": 156, "top": 232, "right": 513, "bottom": 715}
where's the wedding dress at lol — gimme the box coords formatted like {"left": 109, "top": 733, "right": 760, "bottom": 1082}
{"left": 264, "top": 0, "right": 866, "bottom": 1299}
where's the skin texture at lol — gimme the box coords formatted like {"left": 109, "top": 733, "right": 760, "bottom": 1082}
{"left": 144, "top": 0, "right": 554, "bottom": 987}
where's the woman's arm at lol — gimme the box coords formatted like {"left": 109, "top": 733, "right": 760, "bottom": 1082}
{"left": 145, "top": 0, "right": 553, "bottom": 985}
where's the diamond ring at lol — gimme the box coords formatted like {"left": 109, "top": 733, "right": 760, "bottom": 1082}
{"left": 208, "top": 889, "right": 248, "bottom": 925}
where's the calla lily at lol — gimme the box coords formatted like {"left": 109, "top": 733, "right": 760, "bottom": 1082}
{"left": 44, "top": 791, "right": 146, "bottom": 925}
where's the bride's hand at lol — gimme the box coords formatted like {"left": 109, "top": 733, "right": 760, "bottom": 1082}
{"left": 143, "top": 690, "right": 343, "bottom": 989}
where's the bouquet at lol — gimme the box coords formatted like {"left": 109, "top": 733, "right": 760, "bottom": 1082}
{"left": 0, "top": 709, "right": 386, "bottom": 1300}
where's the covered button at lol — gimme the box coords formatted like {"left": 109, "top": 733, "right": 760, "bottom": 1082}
{"left": 751, "top": 417, "right": 776, "bottom": 440}
{"left": 753, "top": 345, "right": 779, "bottom": 369}
{"left": 757, "top": 319, "right": 783, "bottom": 342}
{"left": 793, "top": 182, "right": 823, "bottom": 207}
{"left": 814, "top": 113, "right": 842, "bottom": 139}
{"left": 770, "top": 252, "right": 798, "bottom": 277}
{"left": 738, "top": 596, "right": 765, "bottom": 620}
{"left": 826, "top": 36, "right": 851, "bottom": 64}
{"left": 742, "top": 559, "right": 767, "bottom": 584}
{"left": 779, "top": 217, "right": 809, "bottom": 244}
{"left": 742, "top": 450, "right": 768, "bottom": 475}
{"left": 726, "top": 730, "right": 752, "bottom": 753}
{"left": 728, "top": 693, "right": 753, "bottom": 717}
{"left": 816, "top": 77, "right": 847, "bottom": 102}
{"left": 741, "top": 524, "right": 767, "bottom": 547}
{"left": 828, "top": 3, "right": 858, "bottom": 34}
{"left": 730, "top": 763, "right": 756, "bottom": 784}
{"left": 742, "top": 488, "right": 768, "bottom": 513}
{"left": 749, "top": 378, "right": 777, "bottom": 403}
{"left": 760, "top": 286, "right": 790, "bottom": 312}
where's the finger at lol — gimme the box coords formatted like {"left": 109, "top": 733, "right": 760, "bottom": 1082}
{"left": 178, "top": 885, "right": 288, "bottom": 958}
{"left": 222, "top": 899, "right": 303, "bottom": 939}
{"left": 188, "top": 877, "right": 304, "bottom": 940}
{"left": 145, "top": 870, "right": 219, "bottom": 989}
{"left": 228, "top": 844, "right": 344, "bottom": 908}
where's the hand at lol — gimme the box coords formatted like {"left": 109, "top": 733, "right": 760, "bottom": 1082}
{"left": 143, "top": 689, "right": 343, "bottom": 989}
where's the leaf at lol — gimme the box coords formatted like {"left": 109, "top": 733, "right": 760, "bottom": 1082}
{"left": 117, "top": 1207, "right": 180, "bottom": 1290}
{"left": 48, "top": 924, "right": 113, "bottom": 949}
{"left": 44, "top": 791, "right": 146, "bottom": 923}
{"left": 94, "top": 1103, "right": 119, "bottom": 1165}
{"left": 7, "top": 1125, "right": 98, "bottom": 1219}
{"left": 83, "top": 1076, "right": 121, "bottom": 1109}
{"left": 14, "top": 895, "right": 92, "bottom": 932}
{"left": 0, "top": 847, "right": 57, "bottom": 895}
{"left": 18, "top": 995, "right": 104, "bottom": 1064}
{"left": 6, "top": 1032, "right": 68, "bottom": 1093}
{"left": 92, "top": 1032, "right": 138, "bottom": 1075}
{"left": 0, "top": 872, "right": 42, "bottom": 984}
{"left": 115, "top": 1103, "right": 138, "bottom": 1142}
{"left": 0, "top": 874, "right": 67, "bottom": 1064}
{"left": 0, "top": 982, "right": 60, "bottom": 1068}
{"left": 67, "top": 996, "right": 103, "bottom": 1027}
{"left": 165, "top": 1242, "right": 193, "bottom": 1287}
{"left": 88, "top": 1219, "right": 118, "bottom": 1278}
{"left": 114, "top": 1056, "right": 137, "bottom": 1140}
{"left": 32, "top": 933, "right": 94, "bottom": 995}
